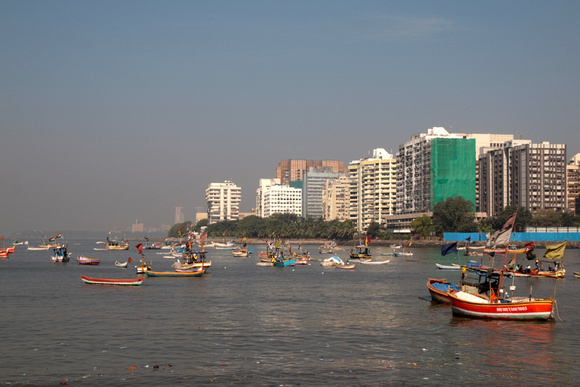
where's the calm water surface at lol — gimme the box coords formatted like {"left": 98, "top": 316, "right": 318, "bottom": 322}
{"left": 1, "top": 239, "right": 579, "bottom": 385}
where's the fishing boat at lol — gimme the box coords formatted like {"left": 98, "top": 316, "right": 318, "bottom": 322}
{"left": 214, "top": 241, "right": 236, "bottom": 250}
{"left": 393, "top": 241, "right": 413, "bottom": 257}
{"left": 427, "top": 278, "right": 461, "bottom": 304}
{"left": 273, "top": 254, "right": 296, "bottom": 267}
{"left": 145, "top": 269, "right": 205, "bottom": 277}
{"left": 448, "top": 212, "right": 556, "bottom": 321}
{"left": 135, "top": 259, "right": 152, "bottom": 274}
{"left": 335, "top": 263, "right": 355, "bottom": 270}
{"left": 320, "top": 255, "right": 344, "bottom": 267}
{"left": 482, "top": 241, "right": 566, "bottom": 279}
{"left": 115, "top": 258, "right": 131, "bottom": 268}
{"left": 172, "top": 250, "right": 212, "bottom": 272}
{"left": 319, "top": 241, "right": 336, "bottom": 254}
{"left": 435, "top": 263, "right": 460, "bottom": 270}
{"left": 358, "top": 259, "right": 390, "bottom": 265}
{"left": 349, "top": 245, "right": 372, "bottom": 259}
{"left": 106, "top": 237, "right": 130, "bottom": 250}
{"left": 81, "top": 275, "right": 144, "bottom": 286}
{"left": 393, "top": 250, "right": 413, "bottom": 257}
{"left": 51, "top": 245, "right": 70, "bottom": 262}
{"left": 232, "top": 247, "right": 249, "bottom": 257}
{"left": 76, "top": 256, "right": 101, "bottom": 265}
{"left": 574, "top": 271, "right": 580, "bottom": 278}
{"left": 447, "top": 290, "right": 554, "bottom": 321}
{"left": 390, "top": 244, "right": 402, "bottom": 249}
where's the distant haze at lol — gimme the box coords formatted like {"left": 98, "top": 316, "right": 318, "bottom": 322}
{"left": 1, "top": 1, "right": 579, "bottom": 237}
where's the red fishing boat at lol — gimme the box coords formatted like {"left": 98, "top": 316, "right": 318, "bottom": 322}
{"left": 447, "top": 290, "right": 554, "bottom": 321}
{"left": 81, "top": 275, "right": 144, "bottom": 286}
{"left": 448, "top": 212, "right": 556, "bottom": 321}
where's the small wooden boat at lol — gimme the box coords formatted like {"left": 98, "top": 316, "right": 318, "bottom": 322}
{"left": 115, "top": 261, "right": 128, "bottom": 268}
{"left": 232, "top": 248, "right": 249, "bottom": 257}
{"left": 335, "top": 263, "right": 355, "bottom": 270}
{"left": 76, "top": 256, "right": 101, "bottom": 265}
{"left": 81, "top": 275, "right": 144, "bottom": 286}
{"left": 426, "top": 278, "right": 460, "bottom": 304}
{"left": 273, "top": 257, "right": 296, "bottom": 267}
{"left": 358, "top": 259, "right": 390, "bottom": 265}
{"left": 574, "top": 271, "right": 580, "bottom": 278}
{"left": 435, "top": 263, "right": 460, "bottom": 270}
{"left": 393, "top": 250, "right": 413, "bottom": 257}
{"left": 145, "top": 269, "right": 205, "bottom": 277}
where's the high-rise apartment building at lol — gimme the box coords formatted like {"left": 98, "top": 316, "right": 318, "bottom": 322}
{"left": 261, "top": 184, "right": 302, "bottom": 217}
{"left": 255, "top": 178, "right": 281, "bottom": 218}
{"left": 567, "top": 153, "right": 580, "bottom": 215}
{"left": 205, "top": 180, "right": 241, "bottom": 224}
{"left": 322, "top": 176, "right": 350, "bottom": 221}
{"left": 276, "top": 159, "right": 347, "bottom": 186}
{"left": 479, "top": 141, "right": 567, "bottom": 216}
{"left": 349, "top": 148, "right": 397, "bottom": 233}
{"left": 175, "top": 206, "right": 184, "bottom": 224}
{"left": 395, "top": 128, "right": 476, "bottom": 215}
{"left": 302, "top": 167, "right": 345, "bottom": 219}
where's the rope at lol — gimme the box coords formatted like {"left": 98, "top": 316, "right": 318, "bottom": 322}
{"left": 554, "top": 299, "right": 563, "bottom": 322}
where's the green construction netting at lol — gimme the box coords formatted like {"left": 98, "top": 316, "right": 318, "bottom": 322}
{"left": 430, "top": 138, "right": 476, "bottom": 211}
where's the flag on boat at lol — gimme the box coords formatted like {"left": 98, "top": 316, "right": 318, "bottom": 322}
{"left": 136, "top": 243, "right": 143, "bottom": 255}
{"left": 441, "top": 242, "right": 458, "bottom": 256}
{"left": 489, "top": 227, "right": 513, "bottom": 248}
{"left": 543, "top": 241, "right": 566, "bottom": 260}
{"left": 49, "top": 233, "right": 62, "bottom": 242}
{"left": 128, "top": 257, "right": 133, "bottom": 263}
{"left": 502, "top": 212, "right": 517, "bottom": 231}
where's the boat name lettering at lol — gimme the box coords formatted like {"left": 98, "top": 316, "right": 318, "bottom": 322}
{"left": 497, "top": 306, "right": 528, "bottom": 312}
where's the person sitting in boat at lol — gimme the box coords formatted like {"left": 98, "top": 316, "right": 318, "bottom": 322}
{"left": 524, "top": 265, "right": 531, "bottom": 274}
{"left": 535, "top": 259, "right": 542, "bottom": 271}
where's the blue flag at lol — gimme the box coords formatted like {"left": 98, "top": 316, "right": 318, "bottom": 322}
{"left": 441, "top": 242, "right": 458, "bottom": 256}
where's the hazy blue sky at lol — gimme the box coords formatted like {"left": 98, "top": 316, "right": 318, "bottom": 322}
{"left": 1, "top": 1, "right": 579, "bottom": 237}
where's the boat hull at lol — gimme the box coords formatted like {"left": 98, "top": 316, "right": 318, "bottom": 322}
{"left": 76, "top": 256, "right": 101, "bottom": 265}
{"left": 449, "top": 291, "right": 554, "bottom": 321}
{"left": 145, "top": 270, "right": 204, "bottom": 277}
{"left": 426, "top": 278, "right": 460, "bottom": 304}
{"left": 273, "top": 259, "right": 295, "bottom": 267}
{"left": 81, "top": 275, "right": 144, "bottom": 286}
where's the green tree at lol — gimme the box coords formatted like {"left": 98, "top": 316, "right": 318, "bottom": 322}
{"left": 366, "top": 222, "right": 381, "bottom": 239}
{"left": 432, "top": 196, "right": 477, "bottom": 233}
{"left": 411, "top": 215, "right": 435, "bottom": 238}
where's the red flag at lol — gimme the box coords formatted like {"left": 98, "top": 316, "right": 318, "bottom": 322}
{"left": 136, "top": 243, "right": 143, "bottom": 254}
{"left": 128, "top": 257, "right": 133, "bottom": 263}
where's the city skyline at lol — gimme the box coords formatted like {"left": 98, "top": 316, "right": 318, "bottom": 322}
{"left": 1, "top": 1, "right": 579, "bottom": 236}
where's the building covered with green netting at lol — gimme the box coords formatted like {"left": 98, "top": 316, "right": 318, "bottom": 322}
{"left": 430, "top": 137, "right": 476, "bottom": 211}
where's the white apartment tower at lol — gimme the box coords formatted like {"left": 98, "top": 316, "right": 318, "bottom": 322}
{"left": 257, "top": 182, "right": 302, "bottom": 217}
{"left": 255, "top": 178, "right": 281, "bottom": 218}
{"left": 205, "top": 180, "right": 241, "bottom": 224}
{"left": 349, "top": 148, "right": 397, "bottom": 233}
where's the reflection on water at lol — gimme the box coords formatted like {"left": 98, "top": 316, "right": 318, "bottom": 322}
{"left": 0, "top": 241, "right": 579, "bottom": 385}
